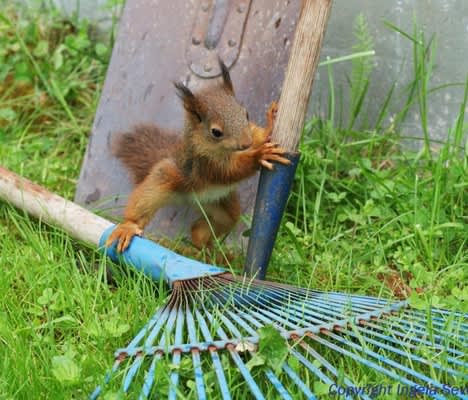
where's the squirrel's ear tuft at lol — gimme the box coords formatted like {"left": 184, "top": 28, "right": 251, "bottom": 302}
{"left": 174, "top": 81, "right": 203, "bottom": 122}
{"left": 218, "top": 58, "right": 234, "bottom": 94}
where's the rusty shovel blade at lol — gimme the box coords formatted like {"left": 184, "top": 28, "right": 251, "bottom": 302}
{"left": 75, "top": 0, "right": 301, "bottom": 243}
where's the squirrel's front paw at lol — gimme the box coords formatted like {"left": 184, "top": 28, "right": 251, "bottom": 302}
{"left": 257, "top": 142, "right": 291, "bottom": 170}
{"left": 105, "top": 221, "right": 143, "bottom": 252}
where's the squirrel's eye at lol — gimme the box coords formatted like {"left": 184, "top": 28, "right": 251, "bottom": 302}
{"left": 211, "top": 128, "right": 224, "bottom": 139}
{"left": 246, "top": 111, "right": 250, "bottom": 121}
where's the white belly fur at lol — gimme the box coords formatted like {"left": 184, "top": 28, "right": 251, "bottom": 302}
{"left": 189, "top": 184, "right": 238, "bottom": 204}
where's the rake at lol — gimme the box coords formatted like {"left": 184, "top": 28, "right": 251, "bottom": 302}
{"left": 1, "top": 167, "right": 467, "bottom": 399}
{"left": 1, "top": 1, "right": 467, "bottom": 399}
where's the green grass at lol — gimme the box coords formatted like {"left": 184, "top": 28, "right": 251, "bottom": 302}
{"left": 0, "top": 5, "right": 466, "bottom": 399}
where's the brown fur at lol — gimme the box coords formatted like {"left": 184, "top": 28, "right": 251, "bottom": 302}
{"left": 114, "top": 125, "right": 180, "bottom": 184}
{"left": 107, "top": 60, "right": 290, "bottom": 253}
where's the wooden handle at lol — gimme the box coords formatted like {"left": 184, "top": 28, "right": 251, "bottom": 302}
{"left": 0, "top": 166, "right": 113, "bottom": 246}
{"left": 272, "top": 0, "right": 332, "bottom": 151}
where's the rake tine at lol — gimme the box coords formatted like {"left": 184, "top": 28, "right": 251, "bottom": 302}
{"left": 224, "top": 309, "right": 260, "bottom": 336}
{"left": 362, "top": 320, "right": 466, "bottom": 358}
{"left": 226, "top": 346, "right": 266, "bottom": 400}
{"left": 185, "top": 305, "right": 207, "bottom": 400}
{"left": 119, "top": 304, "right": 173, "bottom": 355}
{"left": 167, "top": 283, "right": 198, "bottom": 400}
{"left": 382, "top": 314, "right": 468, "bottom": 344}
{"left": 321, "top": 330, "right": 465, "bottom": 399}
{"left": 268, "top": 285, "right": 390, "bottom": 307}
{"left": 222, "top": 290, "right": 373, "bottom": 400}
{"left": 295, "top": 339, "right": 374, "bottom": 400}
{"left": 252, "top": 297, "right": 322, "bottom": 329}
{"left": 399, "top": 308, "right": 467, "bottom": 330}
{"left": 138, "top": 294, "right": 182, "bottom": 399}
{"left": 205, "top": 300, "right": 335, "bottom": 400}
{"left": 123, "top": 298, "right": 181, "bottom": 395}
{"left": 124, "top": 306, "right": 179, "bottom": 394}
{"left": 236, "top": 308, "right": 287, "bottom": 334}
{"left": 288, "top": 348, "right": 354, "bottom": 400}
{"left": 199, "top": 293, "right": 255, "bottom": 332}
{"left": 399, "top": 317, "right": 467, "bottom": 342}
{"left": 252, "top": 288, "right": 362, "bottom": 327}
{"left": 193, "top": 308, "right": 232, "bottom": 400}
{"left": 90, "top": 357, "right": 125, "bottom": 400}
{"left": 326, "top": 294, "right": 400, "bottom": 313}
{"left": 221, "top": 285, "right": 357, "bottom": 334}
{"left": 263, "top": 370, "right": 293, "bottom": 400}
{"left": 341, "top": 325, "right": 467, "bottom": 377}
{"left": 93, "top": 302, "right": 174, "bottom": 397}
{"left": 281, "top": 362, "right": 316, "bottom": 400}
{"left": 232, "top": 285, "right": 330, "bottom": 327}
{"left": 127, "top": 301, "right": 174, "bottom": 349}
{"left": 215, "top": 296, "right": 263, "bottom": 330}
{"left": 123, "top": 355, "right": 146, "bottom": 393}
{"left": 167, "top": 306, "right": 186, "bottom": 400}
{"left": 398, "top": 321, "right": 467, "bottom": 348}
{"left": 290, "top": 301, "right": 407, "bottom": 338}
{"left": 208, "top": 282, "right": 296, "bottom": 327}
{"left": 306, "top": 332, "right": 448, "bottom": 400}
{"left": 207, "top": 348, "right": 231, "bottom": 400}
{"left": 322, "top": 290, "right": 395, "bottom": 305}
{"left": 300, "top": 292, "right": 394, "bottom": 316}
{"left": 375, "top": 317, "right": 467, "bottom": 349}
{"left": 201, "top": 307, "right": 266, "bottom": 399}
{"left": 412, "top": 307, "right": 468, "bottom": 318}
{"left": 401, "top": 309, "right": 468, "bottom": 332}
{"left": 144, "top": 300, "right": 180, "bottom": 348}
{"left": 223, "top": 293, "right": 292, "bottom": 333}
{"left": 235, "top": 282, "right": 394, "bottom": 328}
{"left": 214, "top": 288, "right": 294, "bottom": 398}
{"left": 354, "top": 324, "right": 468, "bottom": 369}
{"left": 138, "top": 353, "right": 162, "bottom": 400}
{"left": 195, "top": 293, "right": 248, "bottom": 342}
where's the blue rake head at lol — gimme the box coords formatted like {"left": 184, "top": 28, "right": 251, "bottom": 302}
{"left": 93, "top": 157, "right": 467, "bottom": 400}
{"left": 91, "top": 268, "right": 468, "bottom": 399}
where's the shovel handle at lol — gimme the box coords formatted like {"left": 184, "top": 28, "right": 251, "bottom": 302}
{"left": 272, "top": 0, "right": 332, "bottom": 152}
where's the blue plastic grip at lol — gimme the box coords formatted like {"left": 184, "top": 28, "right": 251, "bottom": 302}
{"left": 99, "top": 225, "right": 226, "bottom": 285}
{"left": 244, "top": 152, "right": 300, "bottom": 279}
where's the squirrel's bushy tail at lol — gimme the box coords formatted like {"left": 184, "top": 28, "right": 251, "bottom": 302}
{"left": 114, "top": 124, "right": 178, "bottom": 184}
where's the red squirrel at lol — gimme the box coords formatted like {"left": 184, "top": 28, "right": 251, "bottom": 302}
{"left": 106, "top": 61, "right": 290, "bottom": 252}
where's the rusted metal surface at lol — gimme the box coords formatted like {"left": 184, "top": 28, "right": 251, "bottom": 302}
{"left": 75, "top": 0, "right": 301, "bottom": 243}
{"left": 188, "top": 0, "right": 252, "bottom": 78}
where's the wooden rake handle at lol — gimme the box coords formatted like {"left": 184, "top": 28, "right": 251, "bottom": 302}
{"left": 272, "top": 0, "right": 332, "bottom": 152}
{"left": 0, "top": 166, "right": 112, "bottom": 246}
{"left": 0, "top": 166, "right": 225, "bottom": 282}
{"left": 244, "top": 0, "right": 332, "bottom": 278}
